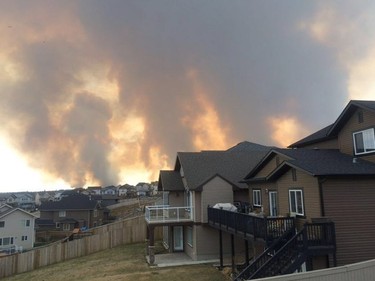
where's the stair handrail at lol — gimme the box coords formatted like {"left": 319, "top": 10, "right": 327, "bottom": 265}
{"left": 235, "top": 226, "right": 296, "bottom": 281}
{"left": 248, "top": 228, "right": 306, "bottom": 280}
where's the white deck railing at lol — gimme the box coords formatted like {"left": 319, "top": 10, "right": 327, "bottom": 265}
{"left": 145, "top": 205, "right": 194, "bottom": 223}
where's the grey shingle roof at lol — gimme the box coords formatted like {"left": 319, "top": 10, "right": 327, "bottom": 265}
{"left": 289, "top": 100, "right": 375, "bottom": 148}
{"left": 39, "top": 193, "right": 99, "bottom": 211}
{"left": 176, "top": 149, "right": 270, "bottom": 190}
{"left": 158, "top": 171, "right": 185, "bottom": 191}
{"left": 257, "top": 148, "right": 375, "bottom": 181}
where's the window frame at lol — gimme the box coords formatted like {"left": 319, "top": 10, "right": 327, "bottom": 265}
{"left": 289, "top": 189, "right": 305, "bottom": 216}
{"left": 0, "top": 221, "right": 4, "bottom": 228}
{"left": 59, "top": 210, "right": 66, "bottom": 217}
{"left": 353, "top": 128, "right": 375, "bottom": 155}
{"left": 252, "top": 189, "right": 262, "bottom": 207}
{"left": 187, "top": 226, "right": 193, "bottom": 247}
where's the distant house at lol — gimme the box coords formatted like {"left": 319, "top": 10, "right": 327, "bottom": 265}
{"left": 118, "top": 185, "right": 130, "bottom": 197}
{"left": 35, "top": 191, "right": 55, "bottom": 207}
{"left": 87, "top": 186, "right": 102, "bottom": 195}
{"left": 38, "top": 193, "right": 108, "bottom": 232}
{"left": 101, "top": 186, "right": 117, "bottom": 195}
{"left": 0, "top": 204, "right": 36, "bottom": 252}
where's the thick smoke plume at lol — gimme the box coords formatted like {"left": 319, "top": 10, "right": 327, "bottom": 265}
{"left": 0, "top": 1, "right": 372, "bottom": 187}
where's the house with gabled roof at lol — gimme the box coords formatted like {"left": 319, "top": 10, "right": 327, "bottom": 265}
{"left": 0, "top": 204, "right": 36, "bottom": 253}
{"left": 234, "top": 100, "right": 375, "bottom": 279}
{"left": 38, "top": 193, "right": 108, "bottom": 232}
{"left": 145, "top": 142, "right": 271, "bottom": 265}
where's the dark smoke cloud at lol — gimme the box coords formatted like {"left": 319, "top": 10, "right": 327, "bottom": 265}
{"left": 0, "top": 1, "right": 369, "bottom": 187}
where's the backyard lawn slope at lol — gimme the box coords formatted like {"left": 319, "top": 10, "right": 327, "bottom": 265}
{"left": 3, "top": 242, "right": 229, "bottom": 281}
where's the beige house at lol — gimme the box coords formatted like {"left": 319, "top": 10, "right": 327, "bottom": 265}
{"left": 145, "top": 142, "right": 271, "bottom": 264}
{"left": 0, "top": 204, "right": 36, "bottom": 252}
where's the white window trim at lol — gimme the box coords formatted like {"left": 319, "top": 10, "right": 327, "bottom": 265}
{"left": 187, "top": 226, "right": 193, "bottom": 247}
{"left": 353, "top": 128, "right": 375, "bottom": 155}
{"left": 63, "top": 224, "right": 70, "bottom": 231}
{"left": 253, "top": 189, "right": 261, "bottom": 207}
{"left": 59, "top": 210, "right": 66, "bottom": 217}
{"left": 289, "top": 189, "right": 304, "bottom": 216}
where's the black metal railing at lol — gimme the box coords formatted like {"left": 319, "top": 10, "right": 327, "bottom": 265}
{"left": 235, "top": 226, "right": 296, "bottom": 280}
{"left": 235, "top": 222, "right": 336, "bottom": 280}
{"left": 207, "top": 206, "right": 295, "bottom": 242}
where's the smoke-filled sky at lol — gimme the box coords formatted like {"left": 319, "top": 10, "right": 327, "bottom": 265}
{"left": 1, "top": 1, "right": 375, "bottom": 192}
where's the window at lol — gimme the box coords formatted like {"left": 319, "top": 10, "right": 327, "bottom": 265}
{"left": 56, "top": 222, "right": 60, "bottom": 228}
{"left": 0, "top": 221, "right": 4, "bottom": 228}
{"left": 22, "top": 219, "right": 30, "bottom": 227}
{"left": 94, "top": 209, "right": 98, "bottom": 217}
{"left": 22, "top": 236, "right": 28, "bottom": 241}
{"left": 59, "top": 211, "right": 66, "bottom": 217}
{"left": 353, "top": 128, "right": 375, "bottom": 155}
{"left": 187, "top": 226, "right": 193, "bottom": 247}
{"left": 63, "top": 224, "right": 70, "bottom": 231}
{"left": 1, "top": 237, "right": 14, "bottom": 246}
{"left": 185, "top": 191, "right": 192, "bottom": 210}
{"left": 253, "top": 189, "right": 261, "bottom": 207}
{"left": 289, "top": 189, "right": 304, "bottom": 216}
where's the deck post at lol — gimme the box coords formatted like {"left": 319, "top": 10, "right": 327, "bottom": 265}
{"left": 219, "top": 229, "right": 223, "bottom": 269}
{"left": 231, "top": 234, "right": 236, "bottom": 274}
{"left": 148, "top": 225, "right": 155, "bottom": 265}
{"left": 245, "top": 239, "right": 249, "bottom": 266}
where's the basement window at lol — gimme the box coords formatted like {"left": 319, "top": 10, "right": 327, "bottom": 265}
{"left": 353, "top": 128, "right": 375, "bottom": 155}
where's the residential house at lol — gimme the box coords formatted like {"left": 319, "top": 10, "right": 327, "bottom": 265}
{"left": 34, "top": 191, "right": 55, "bottom": 207}
{"left": 118, "top": 185, "right": 130, "bottom": 197}
{"left": 145, "top": 142, "right": 271, "bottom": 264}
{"left": 87, "top": 186, "right": 102, "bottom": 195}
{"left": 0, "top": 204, "right": 36, "bottom": 253}
{"left": 38, "top": 193, "right": 108, "bottom": 232}
{"left": 238, "top": 100, "right": 375, "bottom": 277}
{"left": 101, "top": 186, "right": 117, "bottom": 195}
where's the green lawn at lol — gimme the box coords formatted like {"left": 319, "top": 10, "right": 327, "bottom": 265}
{"left": 4, "top": 242, "right": 230, "bottom": 281}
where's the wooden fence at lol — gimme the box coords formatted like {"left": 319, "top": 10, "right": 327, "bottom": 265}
{"left": 0, "top": 216, "right": 161, "bottom": 278}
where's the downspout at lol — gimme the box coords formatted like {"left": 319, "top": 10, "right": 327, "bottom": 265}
{"left": 318, "top": 177, "right": 327, "bottom": 217}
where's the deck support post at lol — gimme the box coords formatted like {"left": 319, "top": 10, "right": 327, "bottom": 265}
{"left": 148, "top": 225, "right": 155, "bottom": 265}
{"left": 231, "top": 234, "right": 236, "bottom": 274}
{"left": 245, "top": 239, "right": 249, "bottom": 266}
{"left": 219, "top": 229, "right": 224, "bottom": 269}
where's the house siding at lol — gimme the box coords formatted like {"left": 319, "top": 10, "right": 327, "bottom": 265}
{"left": 168, "top": 191, "right": 184, "bottom": 207}
{"left": 300, "top": 138, "right": 338, "bottom": 149}
{"left": 338, "top": 108, "right": 375, "bottom": 162}
{"left": 200, "top": 176, "right": 233, "bottom": 223}
{"left": 254, "top": 155, "right": 289, "bottom": 178}
{"left": 249, "top": 182, "right": 277, "bottom": 215}
{"left": 277, "top": 169, "right": 321, "bottom": 228}
{"left": 194, "top": 225, "right": 246, "bottom": 261}
{"left": 323, "top": 178, "right": 375, "bottom": 266}
{"left": 0, "top": 210, "right": 35, "bottom": 250}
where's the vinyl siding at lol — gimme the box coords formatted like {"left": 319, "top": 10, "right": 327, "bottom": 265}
{"left": 194, "top": 225, "right": 247, "bottom": 261}
{"left": 338, "top": 108, "right": 375, "bottom": 162}
{"left": 323, "top": 178, "right": 375, "bottom": 266}
{"left": 277, "top": 169, "right": 321, "bottom": 228}
{"left": 200, "top": 176, "right": 233, "bottom": 223}
{"left": 0, "top": 210, "right": 35, "bottom": 250}
{"left": 300, "top": 138, "right": 338, "bottom": 149}
{"left": 254, "top": 155, "right": 289, "bottom": 178}
{"left": 249, "top": 182, "right": 277, "bottom": 215}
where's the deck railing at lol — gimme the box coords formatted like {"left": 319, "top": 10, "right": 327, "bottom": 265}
{"left": 207, "top": 206, "right": 295, "bottom": 242}
{"left": 145, "top": 205, "right": 194, "bottom": 223}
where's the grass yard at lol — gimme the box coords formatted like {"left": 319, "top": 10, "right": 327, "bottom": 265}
{"left": 3, "top": 242, "right": 230, "bottom": 281}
